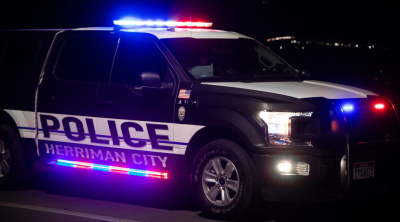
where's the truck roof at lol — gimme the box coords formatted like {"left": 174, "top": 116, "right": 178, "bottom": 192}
{"left": 73, "top": 27, "right": 252, "bottom": 39}
{"left": 2, "top": 25, "right": 252, "bottom": 40}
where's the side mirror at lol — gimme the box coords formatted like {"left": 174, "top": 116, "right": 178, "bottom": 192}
{"left": 138, "top": 72, "right": 166, "bottom": 94}
{"left": 140, "top": 72, "right": 162, "bottom": 88}
{"left": 298, "top": 69, "right": 312, "bottom": 79}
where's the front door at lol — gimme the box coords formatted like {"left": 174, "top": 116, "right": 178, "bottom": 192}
{"left": 36, "top": 31, "right": 177, "bottom": 178}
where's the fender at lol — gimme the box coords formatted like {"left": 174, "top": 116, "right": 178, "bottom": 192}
{"left": 201, "top": 107, "right": 267, "bottom": 149}
{"left": 180, "top": 107, "right": 266, "bottom": 177}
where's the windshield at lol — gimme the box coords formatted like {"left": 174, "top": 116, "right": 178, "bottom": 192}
{"left": 161, "top": 38, "right": 300, "bottom": 81}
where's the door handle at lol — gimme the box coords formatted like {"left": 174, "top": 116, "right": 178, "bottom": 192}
{"left": 98, "top": 99, "right": 114, "bottom": 107}
{"left": 42, "top": 94, "right": 56, "bottom": 102}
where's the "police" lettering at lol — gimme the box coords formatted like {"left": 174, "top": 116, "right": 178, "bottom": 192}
{"left": 39, "top": 114, "right": 172, "bottom": 151}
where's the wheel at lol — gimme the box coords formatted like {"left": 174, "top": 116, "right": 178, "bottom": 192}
{"left": 191, "top": 139, "right": 261, "bottom": 219}
{"left": 0, "top": 124, "right": 29, "bottom": 189}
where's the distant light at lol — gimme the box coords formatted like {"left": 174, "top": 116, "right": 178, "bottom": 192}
{"left": 266, "top": 36, "right": 295, "bottom": 42}
{"left": 53, "top": 159, "right": 168, "bottom": 179}
{"left": 342, "top": 104, "right": 354, "bottom": 112}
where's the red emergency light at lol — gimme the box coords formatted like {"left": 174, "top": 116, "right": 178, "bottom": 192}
{"left": 373, "top": 103, "right": 385, "bottom": 110}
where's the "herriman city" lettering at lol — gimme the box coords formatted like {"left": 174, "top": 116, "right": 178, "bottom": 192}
{"left": 45, "top": 142, "right": 168, "bottom": 168}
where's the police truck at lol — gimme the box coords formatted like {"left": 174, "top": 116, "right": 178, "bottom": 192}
{"left": 0, "top": 20, "right": 399, "bottom": 218}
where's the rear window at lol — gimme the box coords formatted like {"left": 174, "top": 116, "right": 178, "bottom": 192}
{"left": 54, "top": 36, "right": 117, "bottom": 82}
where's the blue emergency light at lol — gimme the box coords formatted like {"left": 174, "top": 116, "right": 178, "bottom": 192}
{"left": 113, "top": 19, "right": 212, "bottom": 28}
{"left": 342, "top": 104, "right": 354, "bottom": 112}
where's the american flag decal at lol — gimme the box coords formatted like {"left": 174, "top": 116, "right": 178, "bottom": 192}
{"left": 178, "top": 89, "right": 191, "bottom": 99}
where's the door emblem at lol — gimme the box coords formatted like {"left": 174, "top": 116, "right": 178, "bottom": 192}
{"left": 178, "top": 106, "right": 186, "bottom": 121}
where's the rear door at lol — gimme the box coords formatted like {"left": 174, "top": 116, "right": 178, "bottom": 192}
{"left": 36, "top": 30, "right": 118, "bottom": 166}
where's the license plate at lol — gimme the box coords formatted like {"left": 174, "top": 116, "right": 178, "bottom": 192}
{"left": 353, "top": 161, "right": 375, "bottom": 179}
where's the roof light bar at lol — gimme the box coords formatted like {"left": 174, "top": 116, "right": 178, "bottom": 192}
{"left": 113, "top": 19, "right": 212, "bottom": 28}
{"left": 52, "top": 159, "right": 168, "bottom": 179}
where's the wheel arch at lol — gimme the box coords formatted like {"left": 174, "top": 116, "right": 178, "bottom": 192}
{"left": 184, "top": 107, "right": 267, "bottom": 175}
{"left": 0, "top": 110, "right": 32, "bottom": 189}
{"left": 0, "top": 109, "right": 35, "bottom": 172}
{"left": 0, "top": 110, "right": 21, "bottom": 138}
{"left": 184, "top": 125, "right": 252, "bottom": 176}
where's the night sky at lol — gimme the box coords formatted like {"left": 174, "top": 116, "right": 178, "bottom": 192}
{"left": 1, "top": 0, "right": 400, "bottom": 104}
{"left": 1, "top": 0, "right": 398, "bottom": 46}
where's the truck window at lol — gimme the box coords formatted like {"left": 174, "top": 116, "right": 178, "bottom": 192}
{"left": 162, "top": 38, "right": 299, "bottom": 81}
{"left": 0, "top": 32, "right": 53, "bottom": 110}
{"left": 0, "top": 39, "right": 42, "bottom": 74}
{"left": 53, "top": 36, "right": 117, "bottom": 82}
{"left": 111, "top": 37, "right": 168, "bottom": 85}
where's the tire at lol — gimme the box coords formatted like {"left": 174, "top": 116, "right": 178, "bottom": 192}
{"left": 190, "top": 139, "right": 261, "bottom": 219}
{"left": 0, "top": 124, "right": 29, "bottom": 190}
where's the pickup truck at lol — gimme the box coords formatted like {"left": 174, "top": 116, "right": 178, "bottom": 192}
{"left": 1, "top": 20, "right": 399, "bottom": 219}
